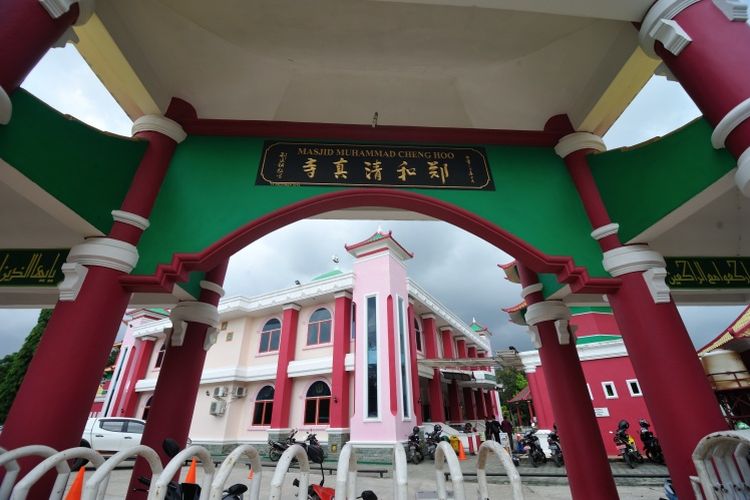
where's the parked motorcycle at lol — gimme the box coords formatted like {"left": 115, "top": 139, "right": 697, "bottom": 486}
{"left": 521, "top": 429, "right": 546, "bottom": 467}
{"left": 406, "top": 426, "right": 424, "bottom": 464}
{"left": 639, "top": 419, "right": 665, "bottom": 464}
{"left": 424, "top": 424, "right": 445, "bottom": 460}
{"left": 268, "top": 428, "right": 298, "bottom": 462}
{"left": 547, "top": 426, "right": 564, "bottom": 467}
{"left": 133, "top": 438, "right": 246, "bottom": 499}
{"left": 612, "top": 420, "right": 643, "bottom": 469}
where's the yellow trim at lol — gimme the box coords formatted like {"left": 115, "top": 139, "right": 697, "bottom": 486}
{"left": 578, "top": 48, "right": 661, "bottom": 137}
{"left": 73, "top": 14, "right": 161, "bottom": 120}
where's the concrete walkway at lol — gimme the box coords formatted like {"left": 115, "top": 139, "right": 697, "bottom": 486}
{"left": 65, "top": 457, "right": 671, "bottom": 499}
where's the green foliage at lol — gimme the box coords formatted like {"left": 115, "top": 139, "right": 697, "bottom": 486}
{"left": 0, "top": 309, "right": 52, "bottom": 423}
{"left": 495, "top": 367, "right": 528, "bottom": 403}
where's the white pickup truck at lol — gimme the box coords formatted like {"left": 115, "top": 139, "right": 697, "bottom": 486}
{"left": 82, "top": 417, "right": 145, "bottom": 454}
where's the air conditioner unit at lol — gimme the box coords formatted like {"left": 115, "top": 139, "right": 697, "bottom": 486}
{"left": 233, "top": 387, "right": 247, "bottom": 398}
{"left": 209, "top": 401, "right": 226, "bottom": 416}
{"left": 213, "top": 386, "right": 228, "bottom": 398}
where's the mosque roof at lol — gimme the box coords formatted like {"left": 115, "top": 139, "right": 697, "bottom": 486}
{"left": 310, "top": 269, "right": 344, "bottom": 282}
{"left": 345, "top": 229, "right": 414, "bottom": 260}
{"left": 498, "top": 261, "right": 520, "bottom": 284}
{"left": 698, "top": 305, "right": 750, "bottom": 355}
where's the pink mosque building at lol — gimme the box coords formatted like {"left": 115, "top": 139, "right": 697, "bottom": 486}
{"left": 102, "top": 230, "right": 500, "bottom": 457}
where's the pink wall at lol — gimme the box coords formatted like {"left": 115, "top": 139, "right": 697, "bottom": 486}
{"left": 350, "top": 248, "right": 415, "bottom": 444}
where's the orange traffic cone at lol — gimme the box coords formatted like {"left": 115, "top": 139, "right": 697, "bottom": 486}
{"left": 184, "top": 457, "right": 198, "bottom": 484}
{"left": 457, "top": 441, "right": 467, "bottom": 461}
{"left": 247, "top": 466, "right": 254, "bottom": 480}
{"left": 65, "top": 466, "right": 86, "bottom": 500}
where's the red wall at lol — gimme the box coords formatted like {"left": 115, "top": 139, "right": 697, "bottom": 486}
{"left": 528, "top": 352, "right": 653, "bottom": 456}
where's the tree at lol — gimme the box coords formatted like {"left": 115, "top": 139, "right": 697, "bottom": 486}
{"left": 0, "top": 309, "right": 53, "bottom": 423}
{"left": 495, "top": 367, "right": 531, "bottom": 425}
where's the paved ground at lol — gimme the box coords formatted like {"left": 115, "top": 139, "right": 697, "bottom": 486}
{"left": 64, "top": 455, "right": 671, "bottom": 499}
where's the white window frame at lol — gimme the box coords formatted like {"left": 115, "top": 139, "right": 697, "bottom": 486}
{"left": 362, "top": 293, "right": 381, "bottom": 422}
{"left": 601, "top": 381, "right": 618, "bottom": 399}
{"left": 626, "top": 379, "right": 642, "bottom": 397}
{"left": 586, "top": 383, "right": 593, "bottom": 400}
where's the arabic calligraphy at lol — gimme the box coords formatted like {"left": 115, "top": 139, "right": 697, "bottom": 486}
{"left": 0, "top": 250, "right": 68, "bottom": 286}
{"left": 665, "top": 257, "right": 750, "bottom": 289}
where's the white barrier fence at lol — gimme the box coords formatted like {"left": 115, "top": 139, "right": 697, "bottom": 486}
{"left": 0, "top": 438, "right": 525, "bottom": 499}
{"left": 691, "top": 430, "right": 750, "bottom": 499}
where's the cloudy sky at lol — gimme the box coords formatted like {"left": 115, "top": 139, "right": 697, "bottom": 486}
{"left": 0, "top": 44, "right": 745, "bottom": 358}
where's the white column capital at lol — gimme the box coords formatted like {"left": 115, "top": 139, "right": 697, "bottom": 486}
{"left": 67, "top": 237, "right": 139, "bottom": 273}
{"left": 554, "top": 132, "right": 606, "bottom": 158}
{"left": 524, "top": 300, "right": 571, "bottom": 326}
{"left": 591, "top": 223, "right": 620, "bottom": 241}
{"left": 283, "top": 303, "right": 302, "bottom": 311}
{"left": 521, "top": 283, "right": 543, "bottom": 298}
{"left": 524, "top": 301, "right": 574, "bottom": 346}
{"left": 132, "top": 115, "right": 187, "bottom": 143}
{"left": 111, "top": 210, "right": 150, "bottom": 231}
{"left": 735, "top": 148, "right": 750, "bottom": 197}
{"left": 334, "top": 291, "right": 353, "bottom": 300}
{"left": 168, "top": 301, "right": 220, "bottom": 350}
{"left": 199, "top": 280, "right": 225, "bottom": 297}
{"left": 711, "top": 97, "right": 750, "bottom": 149}
{"left": 602, "top": 245, "right": 665, "bottom": 277}
{"left": 38, "top": 0, "right": 95, "bottom": 26}
{"left": 713, "top": 0, "right": 748, "bottom": 21}
{"left": 0, "top": 87, "right": 11, "bottom": 125}
{"left": 639, "top": 0, "right": 697, "bottom": 58}
{"left": 57, "top": 262, "right": 88, "bottom": 301}
{"left": 602, "top": 245, "right": 671, "bottom": 304}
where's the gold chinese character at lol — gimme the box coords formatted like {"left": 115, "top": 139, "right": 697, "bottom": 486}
{"left": 303, "top": 158, "right": 317, "bottom": 178}
{"left": 396, "top": 161, "right": 416, "bottom": 182}
{"left": 364, "top": 160, "right": 383, "bottom": 181}
{"left": 427, "top": 161, "right": 449, "bottom": 184}
{"left": 333, "top": 158, "right": 349, "bottom": 179}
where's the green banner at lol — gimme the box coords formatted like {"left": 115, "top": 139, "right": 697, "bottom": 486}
{"left": 665, "top": 257, "right": 750, "bottom": 289}
{"left": 0, "top": 249, "right": 68, "bottom": 286}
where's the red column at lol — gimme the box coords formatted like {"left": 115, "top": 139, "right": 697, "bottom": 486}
{"left": 441, "top": 329, "right": 460, "bottom": 421}
{"left": 422, "top": 315, "right": 445, "bottom": 422}
{"left": 126, "top": 262, "right": 228, "bottom": 499}
{"left": 119, "top": 340, "right": 156, "bottom": 417}
{"left": 270, "top": 304, "right": 301, "bottom": 429}
{"left": 640, "top": 0, "right": 750, "bottom": 195}
{"left": 484, "top": 391, "right": 495, "bottom": 419}
{"left": 462, "top": 387, "right": 476, "bottom": 420}
{"left": 0, "top": 0, "right": 90, "bottom": 98}
{"left": 0, "top": 116, "right": 183, "bottom": 494}
{"left": 558, "top": 133, "right": 728, "bottom": 499}
{"left": 474, "top": 390, "right": 486, "bottom": 420}
{"left": 407, "top": 303, "right": 423, "bottom": 424}
{"left": 518, "top": 264, "right": 619, "bottom": 499}
{"left": 330, "top": 292, "right": 352, "bottom": 428}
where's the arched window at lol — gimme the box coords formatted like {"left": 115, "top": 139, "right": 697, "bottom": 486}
{"left": 252, "top": 385, "right": 274, "bottom": 425}
{"left": 304, "top": 381, "right": 331, "bottom": 425}
{"left": 141, "top": 396, "right": 153, "bottom": 420}
{"left": 414, "top": 317, "right": 423, "bottom": 352}
{"left": 154, "top": 343, "right": 166, "bottom": 368}
{"left": 307, "top": 308, "right": 332, "bottom": 346}
{"left": 259, "top": 319, "right": 281, "bottom": 353}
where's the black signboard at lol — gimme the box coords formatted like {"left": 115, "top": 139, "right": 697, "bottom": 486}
{"left": 665, "top": 257, "right": 750, "bottom": 289}
{"left": 0, "top": 249, "right": 68, "bottom": 287}
{"left": 256, "top": 141, "right": 494, "bottom": 190}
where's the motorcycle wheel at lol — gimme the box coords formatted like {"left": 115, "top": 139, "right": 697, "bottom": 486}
{"left": 623, "top": 452, "right": 635, "bottom": 469}
{"left": 412, "top": 450, "right": 423, "bottom": 465}
{"left": 651, "top": 449, "right": 665, "bottom": 464}
{"left": 553, "top": 454, "right": 564, "bottom": 467}
{"left": 268, "top": 448, "right": 282, "bottom": 462}
{"left": 636, "top": 452, "right": 644, "bottom": 464}
{"left": 530, "top": 451, "right": 542, "bottom": 467}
